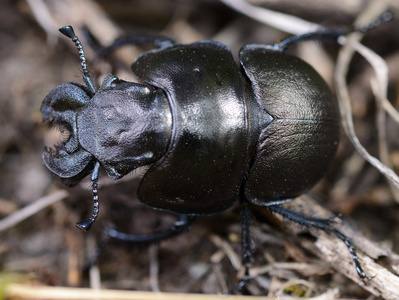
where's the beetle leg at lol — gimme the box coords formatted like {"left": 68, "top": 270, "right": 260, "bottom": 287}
{"left": 97, "top": 35, "right": 176, "bottom": 58}
{"left": 275, "top": 28, "right": 347, "bottom": 51}
{"left": 267, "top": 204, "right": 372, "bottom": 281}
{"left": 105, "top": 214, "right": 195, "bottom": 243}
{"left": 226, "top": 202, "right": 252, "bottom": 294}
{"left": 83, "top": 214, "right": 195, "bottom": 270}
{"left": 240, "top": 202, "right": 253, "bottom": 270}
{"left": 275, "top": 12, "right": 391, "bottom": 51}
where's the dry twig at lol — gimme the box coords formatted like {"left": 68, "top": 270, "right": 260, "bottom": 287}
{"left": 0, "top": 190, "right": 68, "bottom": 232}
{"left": 281, "top": 195, "right": 399, "bottom": 299}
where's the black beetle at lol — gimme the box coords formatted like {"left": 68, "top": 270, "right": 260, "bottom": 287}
{"left": 41, "top": 24, "right": 373, "bottom": 289}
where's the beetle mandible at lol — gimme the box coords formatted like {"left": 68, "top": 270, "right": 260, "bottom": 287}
{"left": 41, "top": 24, "right": 371, "bottom": 287}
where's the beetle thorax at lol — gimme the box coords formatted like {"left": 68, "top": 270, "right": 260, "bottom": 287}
{"left": 77, "top": 81, "right": 172, "bottom": 179}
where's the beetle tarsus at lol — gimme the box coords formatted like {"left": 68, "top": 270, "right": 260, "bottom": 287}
{"left": 332, "top": 229, "right": 373, "bottom": 281}
{"left": 277, "top": 28, "right": 347, "bottom": 50}
{"left": 268, "top": 204, "right": 370, "bottom": 280}
{"left": 359, "top": 11, "right": 392, "bottom": 32}
{"left": 277, "top": 12, "right": 391, "bottom": 51}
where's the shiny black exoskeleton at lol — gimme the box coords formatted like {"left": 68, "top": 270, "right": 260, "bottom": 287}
{"left": 42, "top": 29, "right": 339, "bottom": 213}
{"left": 41, "top": 25, "right": 370, "bottom": 289}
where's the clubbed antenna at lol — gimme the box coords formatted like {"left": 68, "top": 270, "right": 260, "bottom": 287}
{"left": 59, "top": 25, "right": 96, "bottom": 95}
{"left": 76, "top": 161, "right": 101, "bottom": 232}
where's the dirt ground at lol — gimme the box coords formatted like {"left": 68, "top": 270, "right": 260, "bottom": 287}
{"left": 1, "top": 0, "right": 399, "bottom": 299}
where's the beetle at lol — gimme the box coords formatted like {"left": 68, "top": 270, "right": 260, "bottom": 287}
{"left": 41, "top": 24, "right": 372, "bottom": 289}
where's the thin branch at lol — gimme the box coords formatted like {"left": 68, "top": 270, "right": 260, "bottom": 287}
{"left": 282, "top": 196, "right": 399, "bottom": 299}
{"left": 5, "top": 283, "right": 278, "bottom": 300}
{"left": 335, "top": 36, "right": 399, "bottom": 193}
{"left": 220, "top": 0, "right": 320, "bottom": 35}
{"left": 0, "top": 190, "right": 68, "bottom": 232}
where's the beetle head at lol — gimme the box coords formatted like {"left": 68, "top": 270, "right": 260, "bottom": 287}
{"left": 42, "top": 77, "right": 101, "bottom": 230}
{"left": 41, "top": 81, "right": 97, "bottom": 185}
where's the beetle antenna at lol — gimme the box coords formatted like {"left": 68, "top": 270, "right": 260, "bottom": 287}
{"left": 76, "top": 161, "right": 101, "bottom": 232}
{"left": 59, "top": 25, "right": 96, "bottom": 95}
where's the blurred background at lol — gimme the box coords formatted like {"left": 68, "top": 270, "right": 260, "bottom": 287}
{"left": 1, "top": 0, "right": 399, "bottom": 298}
